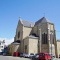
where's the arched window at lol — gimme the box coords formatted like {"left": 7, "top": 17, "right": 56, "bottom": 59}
{"left": 50, "top": 33, "right": 54, "bottom": 44}
{"left": 18, "top": 31, "right": 20, "bottom": 38}
{"left": 42, "top": 33, "right": 48, "bottom": 44}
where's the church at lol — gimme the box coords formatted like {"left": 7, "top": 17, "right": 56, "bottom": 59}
{"left": 9, "top": 17, "right": 58, "bottom": 57}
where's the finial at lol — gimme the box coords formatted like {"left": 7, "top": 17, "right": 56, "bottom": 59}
{"left": 43, "top": 13, "right": 45, "bottom": 17}
{"left": 19, "top": 17, "right": 20, "bottom": 20}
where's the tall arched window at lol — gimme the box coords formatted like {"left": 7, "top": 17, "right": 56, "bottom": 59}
{"left": 18, "top": 31, "right": 20, "bottom": 38}
{"left": 50, "top": 33, "right": 54, "bottom": 44}
{"left": 42, "top": 33, "right": 48, "bottom": 44}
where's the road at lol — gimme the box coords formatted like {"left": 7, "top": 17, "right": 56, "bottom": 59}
{"left": 53, "top": 58, "right": 60, "bottom": 60}
{"left": 0, "top": 56, "right": 60, "bottom": 60}
{"left": 0, "top": 56, "right": 31, "bottom": 60}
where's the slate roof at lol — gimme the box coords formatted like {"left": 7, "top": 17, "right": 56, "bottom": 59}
{"left": 35, "top": 17, "right": 51, "bottom": 25}
{"left": 19, "top": 18, "right": 34, "bottom": 27}
{"left": 13, "top": 40, "right": 21, "bottom": 43}
{"left": 12, "top": 42, "right": 20, "bottom": 45}
{"left": 28, "top": 35, "right": 38, "bottom": 39}
{"left": 18, "top": 17, "right": 51, "bottom": 27}
{"left": 12, "top": 40, "right": 21, "bottom": 44}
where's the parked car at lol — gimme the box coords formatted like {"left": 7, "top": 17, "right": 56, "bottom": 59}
{"left": 13, "top": 52, "right": 16, "bottom": 56}
{"left": 24, "top": 53, "right": 30, "bottom": 58}
{"left": 13, "top": 52, "right": 20, "bottom": 57}
{"left": 23, "top": 53, "right": 34, "bottom": 58}
{"left": 20, "top": 53, "right": 23, "bottom": 57}
{"left": 35, "top": 53, "right": 39, "bottom": 58}
{"left": 20, "top": 53, "right": 26, "bottom": 57}
{"left": 32, "top": 53, "right": 39, "bottom": 60}
{"left": 29, "top": 53, "right": 34, "bottom": 58}
{"left": 3, "top": 53, "right": 6, "bottom": 56}
{"left": 39, "top": 53, "right": 52, "bottom": 60}
{"left": 59, "top": 54, "right": 60, "bottom": 58}
{"left": 50, "top": 54, "right": 55, "bottom": 58}
{"left": 0, "top": 52, "right": 3, "bottom": 55}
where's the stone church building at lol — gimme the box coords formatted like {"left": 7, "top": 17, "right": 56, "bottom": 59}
{"left": 9, "top": 17, "right": 58, "bottom": 57}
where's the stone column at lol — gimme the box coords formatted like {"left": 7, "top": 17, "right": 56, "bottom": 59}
{"left": 54, "top": 30, "right": 58, "bottom": 58}
{"left": 48, "top": 28, "right": 51, "bottom": 54}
